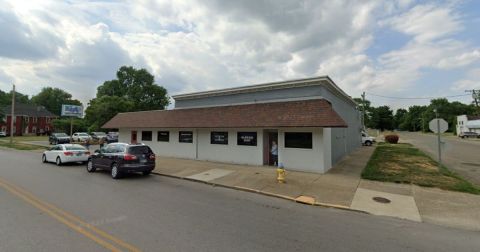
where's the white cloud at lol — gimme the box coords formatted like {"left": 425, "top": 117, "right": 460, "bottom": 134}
{"left": 452, "top": 68, "right": 480, "bottom": 91}
{"left": 0, "top": 0, "right": 478, "bottom": 109}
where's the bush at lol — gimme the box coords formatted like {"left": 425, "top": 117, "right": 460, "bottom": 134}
{"left": 385, "top": 134, "right": 399, "bottom": 144}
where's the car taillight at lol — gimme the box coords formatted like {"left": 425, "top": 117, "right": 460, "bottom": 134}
{"left": 149, "top": 154, "right": 156, "bottom": 160}
{"left": 64, "top": 151, "right": 73, "bottom": 156}
{"left": 124, "top": 154, "right": 137, "bottom": 161}
{"left": 85, "top": 151, "right": 90, "bottom": 155}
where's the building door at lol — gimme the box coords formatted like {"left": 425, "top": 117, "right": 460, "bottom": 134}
{"left": 263, "top": 130, "right": 278, "bottom": 166}
{"left": 131, "top": 131, "right": 137, "bottom": 144}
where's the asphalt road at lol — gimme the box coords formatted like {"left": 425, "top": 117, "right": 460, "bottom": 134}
{"left": 399, "top": 132, "right": 480, "bottom": 185}
{"left": 0, "top": 148, "right": 479, "bottom": 252}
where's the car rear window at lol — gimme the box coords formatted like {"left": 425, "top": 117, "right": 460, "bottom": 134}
{"left": 128, "top": 146, "right": 152, "bottom": 155}
{"left": 65, "top": 146, "right": 87, "bottom": 150}
{"left": 55, "top": 133, "right": 68, "bottom": 137}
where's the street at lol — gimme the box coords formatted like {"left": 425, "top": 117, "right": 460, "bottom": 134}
{"left": 399, "top": 132, "right": 480, "bottom": 185}
{"left": 0, "top": 148, "right": 479, "bottom": 252}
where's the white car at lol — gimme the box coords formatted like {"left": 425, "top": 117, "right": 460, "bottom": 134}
{"left": 0, "top": 131, "right": 6, "bottom": 137}
{"left": 72, "top": 132, "right": 92, "bottom": 142}
{"left": 42, "top": 144, "right": 90, "bottom": 166}
{"left": 361, "top": 132, "right": 375, "bottom": 146}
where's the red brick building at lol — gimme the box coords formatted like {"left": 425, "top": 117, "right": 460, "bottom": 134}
{"left": 1, "top": 104, "right": 57, "bottom": 136}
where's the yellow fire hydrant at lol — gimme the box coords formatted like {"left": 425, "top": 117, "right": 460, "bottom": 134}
{"left": 276, "top": 164, "right": 286, "bottom": 183}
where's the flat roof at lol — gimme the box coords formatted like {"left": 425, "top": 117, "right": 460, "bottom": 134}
{"left": 172, "top": 76, "right": 357, "bottom": 106}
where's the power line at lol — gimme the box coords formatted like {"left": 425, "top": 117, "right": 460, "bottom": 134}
{"left": 365, "top": 92, "right": 470, "bottom": 100}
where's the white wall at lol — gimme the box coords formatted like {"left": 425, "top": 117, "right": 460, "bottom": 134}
{"left": 277, "top": 128, "right": 325, "bottom": 173}
{"left": 196, "top": 128, "right": 264, "bottom": 165}
{"left": 119, "top": 128, "right": 197, "bottom": 159}
{"left": 457, "top": 115, "right": 468, "bottom": 134}
{"left": 118, "top": 127, "right": 330, "bottom": 173}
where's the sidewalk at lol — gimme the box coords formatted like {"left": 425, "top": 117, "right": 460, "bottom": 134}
{"left": 153, "top": 146, "right": 480, "bottom": 231}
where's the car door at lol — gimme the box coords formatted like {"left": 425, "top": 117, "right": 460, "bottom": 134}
{"left": 49, "top": 145, "right": 62, "bottom": 161}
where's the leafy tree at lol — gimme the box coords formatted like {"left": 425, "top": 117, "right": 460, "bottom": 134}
{"left": 85, "top": 66, "right": 170, "bottom": 130}
{"left": 52, "top": 118, "right": 88, "bottom": 134}
{"left": 31, "top": 87, "right": 82, "bottom": 116}
{"left": 96, "top": 66, "right": 170, "bottom": 111}
{"left": 370, "top": 106, "right": 394, "bottom": 131}
{"left": 84, "top": 96, "right": 135, "bottom": 131}
{"left": 0, "top": 89, "right": 31, "bottom": 106}
{"left": 354, "top": 97, "right": 373, "bottom": 127}
{"left": 394, "top": 108, "right": 407, "bottom": 130}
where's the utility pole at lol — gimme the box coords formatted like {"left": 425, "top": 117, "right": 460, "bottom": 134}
{"left": 434, "top": 108, "right": 442, "bottom": 166}
{"left": 10, "top": 84, "right": 15, "bottom": 144}
{"left": 361, "top": 91, "right": 366, "bottom": 130}
{"left": 466, "top": 89, "right": 480, "bottom": 108}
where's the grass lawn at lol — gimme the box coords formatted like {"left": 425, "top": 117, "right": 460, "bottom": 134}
{"left": 2, "top": 135, "right": 49, "bottom": 142}
{"left": 0, "top": 141, "right": 47, "bottom": 151}
{"left": 362, "top": 143, "right": 480, "bottom": 195}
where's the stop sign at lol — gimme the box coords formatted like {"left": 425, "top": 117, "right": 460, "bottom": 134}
{"left": 429, "top": 118, "right": 448, "bottom": 133}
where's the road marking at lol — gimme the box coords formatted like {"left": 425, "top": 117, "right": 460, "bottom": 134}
{"left": 0, "top": 177, "right": 141, "bottom": 252}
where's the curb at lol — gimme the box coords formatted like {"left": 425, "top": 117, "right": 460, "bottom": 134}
{"left": 152, "top": 171, "right": 369, "bottom": 215}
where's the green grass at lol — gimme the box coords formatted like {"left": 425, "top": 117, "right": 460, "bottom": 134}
{"left": 0, "top": 141, "right": 47, "bottom": 151}
{"left": 3, "top": 135, "right": 49, "bottom": 142}
{"left": 362, "top": 143, "right": 480, "bottom": 195}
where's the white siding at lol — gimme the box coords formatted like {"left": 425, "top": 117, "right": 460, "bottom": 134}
{"left": 278, "top": 128, "right": 325, "bottom": 173}
{"left": 196, "top": 128, "right": 264, "bottom": 165}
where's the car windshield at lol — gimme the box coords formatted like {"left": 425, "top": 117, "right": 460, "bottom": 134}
{"left": 94, "top": 132, "right": 106, "bottom": 136}
{"left": 65, "top": 145, "right": 87, "bottom": 150}
{"left": 128, "top": 146, "right": 152, "bottom": 155}
{"left": 55, "top": 133, "right": 68, "bottom": 137}
{"left": 78, "top": 133, "right": 89, "bottom": 136}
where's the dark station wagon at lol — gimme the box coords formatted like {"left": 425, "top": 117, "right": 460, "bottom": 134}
{"left": 86, "top": 143, "right": 156, "bottom": 179}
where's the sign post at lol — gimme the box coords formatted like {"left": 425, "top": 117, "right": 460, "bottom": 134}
{"left": 61, "top": 105, "right": 83, "bottom": 140}
{"left": 429, "top": 118, "right": 448, "bottom": 167}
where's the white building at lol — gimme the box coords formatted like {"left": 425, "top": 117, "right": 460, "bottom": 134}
{"left": 457, "top": 115, "right": 480, "bottom": 134}
{"left": 103, "top": 76, "right": 362, "bottom": 173}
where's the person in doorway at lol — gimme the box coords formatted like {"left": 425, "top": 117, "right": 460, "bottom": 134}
{"left": 271, "top": 141, "right": 278, "bottom": 166}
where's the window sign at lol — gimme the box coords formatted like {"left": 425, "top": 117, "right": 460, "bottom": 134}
{"left": 157, "top": 131, "right": 170, "bottom": 142}
{"left": 285, "top": 132, "right": 313, "bottom": 149}
{"left": 211, "top": 131, "right": 228, "bottom": 145}
{"left": 179, "top": 131, "right": 193, "bottom": 143}
{"left": 141, "top": 131, "right": 152, "bottom": 141}
{"left": 237, "top": 132, "right": 257, "bottom": 146}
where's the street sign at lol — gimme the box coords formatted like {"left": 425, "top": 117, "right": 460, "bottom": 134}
{"left": 429, "top": 118, "right": 448, "bottom": 133}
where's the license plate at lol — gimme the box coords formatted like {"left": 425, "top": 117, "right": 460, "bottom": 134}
{"left": 140, "top": 158, "right": 147, "bottom": 163}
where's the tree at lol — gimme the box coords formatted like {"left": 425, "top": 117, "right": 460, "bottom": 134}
{"left": 370, "top": 106, "right": 394, "bottom": 131}
{"left": 31, "top": 87, "right": 82, "bottom": 116}
{"left": 0, "top": 89, "right": 31, "bottom": 106}
{"left": 353, "top": 97, "right": 373, "bottom": 127}
{"left": 85, "top": 66, "right": 170, "bottom": 130}
{"left": 394, "top": 108, "right": 408, "bottom": 130}
{"left": 96, "top": 66, "right": 170, "bottom": 111}
{"left": 84, "top": 96, "right": 135, "bottom": 131}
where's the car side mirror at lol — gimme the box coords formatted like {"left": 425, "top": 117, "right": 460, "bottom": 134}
{"left": 94, "top": 149, "right": 101, "bottom": 154}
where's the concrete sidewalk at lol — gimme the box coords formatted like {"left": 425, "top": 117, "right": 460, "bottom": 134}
{"left": 153, "top": 146, "right": 480, "bottom": 231}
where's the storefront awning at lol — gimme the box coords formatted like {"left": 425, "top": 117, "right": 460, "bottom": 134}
{"left": 102, "top": 99, "right": 348, "bottom": 129}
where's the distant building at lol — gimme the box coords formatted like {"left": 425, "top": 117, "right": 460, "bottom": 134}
{"left": 103, "top": 76, "right": 361, "bottom": 174}
{"left": 0, "top": 104, "right": 57, "bottom": 136}
{"left": 456, "top": 115, "right": 480, "bottom": 134}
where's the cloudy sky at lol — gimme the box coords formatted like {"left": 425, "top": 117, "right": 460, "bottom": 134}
{"left": 0, "top": 0, "right": 479, "bottom": 108}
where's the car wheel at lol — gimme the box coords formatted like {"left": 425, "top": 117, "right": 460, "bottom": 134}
{"left": 142, "top": 170, "right": 151, "bottom": 176}
{"left": 56, "top": 156, "right": 62, "bottom": 166}
{"left": 86, "top": 159, "right": 96, "bottom": 173}
{"left": 111, "top": 163, "right": 121, "bottom": 179}
{"left": 365, "top": 141, "right": 372, "bottom": 146}
{"left": 42, "top": 154, "right": 47, "bottom": 163}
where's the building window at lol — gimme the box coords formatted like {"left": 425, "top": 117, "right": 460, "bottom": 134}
{"left": 211, "top": 131, "right": 228, "bottom": 145}
{"left": 141, "top": 131, "right": 152, "bottom": 141}
{"left": 237, "top": 132, "right": 257, "bottom": 146}
{"left": 157, "top": 131, "right": 170, "bottom": 142}
{"left": 285, "top": 132, "right": 313, "bottom": 149}
{"left": 25, "top": 116, "right": 29, "bottom": 123}
{"left": 179, "top": 131, "right": 193, "bottom": 143}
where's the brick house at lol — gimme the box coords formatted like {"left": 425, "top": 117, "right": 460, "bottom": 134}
{"left": 103, "top": 76, "right": 362, "bottom": 173}
{"left": 1, "top": 104, "right": 57, "bottom": 136}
